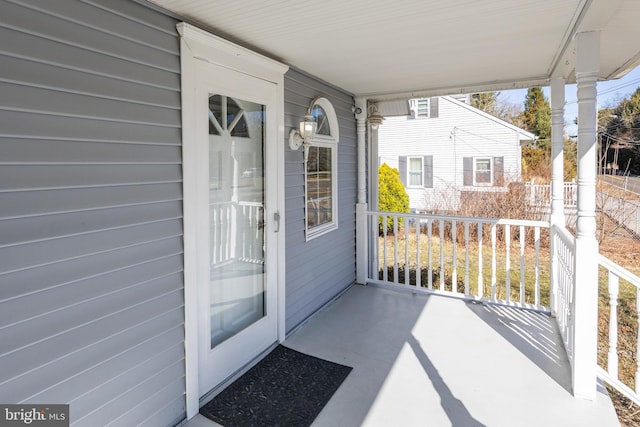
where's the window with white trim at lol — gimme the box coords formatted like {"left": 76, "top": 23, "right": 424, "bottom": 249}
{"left": 462, "top": 156, "right": 504, "bottom": 187}
{"left": 305, "top": 98, "right": 339, "bottom": 240}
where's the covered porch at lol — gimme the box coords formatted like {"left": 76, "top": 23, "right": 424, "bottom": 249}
{"left": 190, "top": 284, "right": 619, "bottom": 426}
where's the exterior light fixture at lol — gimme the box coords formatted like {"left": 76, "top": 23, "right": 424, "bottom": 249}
{"left": 368, "top": 105, "right": 384, "bottom": 130}
{"left": 289, "top": 113, "right": 317, "bottom": 151}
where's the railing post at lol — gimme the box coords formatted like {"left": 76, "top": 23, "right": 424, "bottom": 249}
{"left": 572, "top": 30, "right": 600, "bottom": 401}
{"left": 607, "top": 272, "right": 619, "bottom": 379}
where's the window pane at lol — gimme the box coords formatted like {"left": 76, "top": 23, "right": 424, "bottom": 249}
{"left": 417, "top": 99, "right": 429, "bottom": 117}
{"left": 306, "top": 146, "right": 333, "bottom": 228}
{"left": 311, "top": 105, "right": 331, "bottom": 136}
{"left": 409, "top": 157, "right": 422, "bottom": 186}
{"left": 475, "top": 159, "right": 492, "bottom": 184}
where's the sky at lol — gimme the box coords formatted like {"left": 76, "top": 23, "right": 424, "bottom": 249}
{"left": 500, "top": 65, "right": 640, "bottom": 138}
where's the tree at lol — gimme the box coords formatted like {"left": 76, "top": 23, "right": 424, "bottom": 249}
{"left": 518, "top": 88, "right": 553, "bottom": 180}
{"left": 518, "top": 87, "right": 551, "bottom": 147}
{"left": 598, "top": 87, "right": 640, "bottom": 175}
{"left": 378, "top": 163, "right": 410, "bottom": 232}
{"left": 470, "top": 91, "right": 521, "bottom": 123}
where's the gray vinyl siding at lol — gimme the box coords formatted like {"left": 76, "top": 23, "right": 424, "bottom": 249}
{"left": 284, "top": 69, "right": 357, "bottom": 332}
{"left": 0, "top": 1, "right": 185, "bottom": 426}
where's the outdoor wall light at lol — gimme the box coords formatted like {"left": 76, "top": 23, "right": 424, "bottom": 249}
{"left": 289, "top": 113, "right": 317, "bottom": 151}
{"left": 368, "top": 105, "right": 384, "bottom": 130}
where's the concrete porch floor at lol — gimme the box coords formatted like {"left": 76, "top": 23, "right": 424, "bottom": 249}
{"left": 189, "top": 284, "right": 620, "bottom": 427}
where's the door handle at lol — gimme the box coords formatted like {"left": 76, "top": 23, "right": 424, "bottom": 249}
{"left": 274, "top": 212, "right": 281, "bottom": 233}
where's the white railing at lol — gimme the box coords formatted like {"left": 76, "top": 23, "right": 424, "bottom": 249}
{"left": 551, "top": 224, "right": 576, "bottom": 364}
{"left": 210, "top": 200, "right": 264, "bottom": 266}
{"left": 367, "top": 211, "right": 550, "bottom": 311}
{"left": 525, "top": 180, "right": 577, "bottom": 208}
{"left": 597, "top": 255, "right": 640, "bottom": 405}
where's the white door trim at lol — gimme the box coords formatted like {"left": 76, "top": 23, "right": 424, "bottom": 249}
{"left": 178, "top": 22, "right": 288, "bottom": 419}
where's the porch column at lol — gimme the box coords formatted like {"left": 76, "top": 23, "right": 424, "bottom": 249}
{"left": 549, "top": 77, "right": 566, "bottom": 317}
{"left": 355, "top": 97, "right": 368, "bottom": 284}
{"left": 572, "top": 30, "right": 600, "bottom": 400}
{"left": 550, "top": 77, "right": 566, "bottom": 227}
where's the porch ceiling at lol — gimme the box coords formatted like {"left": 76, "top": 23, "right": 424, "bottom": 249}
{"left": 150, "top": 0, "right": 640, "bottom": 99}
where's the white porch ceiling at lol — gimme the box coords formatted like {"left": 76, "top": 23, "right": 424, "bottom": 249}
{"left": 149, "top": 0, "right": 640, "bottom": 100}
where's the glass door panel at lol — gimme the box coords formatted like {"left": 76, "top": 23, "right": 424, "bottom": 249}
{"left": 208, "top": 94, "right": 266, "bottom": 349}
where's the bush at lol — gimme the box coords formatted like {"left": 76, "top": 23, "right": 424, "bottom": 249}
{"left": 378, "top": 163, "right": 410, "bottom": 233}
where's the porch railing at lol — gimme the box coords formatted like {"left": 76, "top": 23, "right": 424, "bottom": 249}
{"left": 367, "top": 211, "right": 550, "bottom": 311}
{"left": 210, "top": 200, "right": 264, "bottom": 265}
{"left": 551, "top": 224, "right": 576, "bottom": 363}
{"left": 597, "top": 255, "right": 640, "bottom": 405}
{"left": 525, "top": 180, "right": 577, "bottom": 208}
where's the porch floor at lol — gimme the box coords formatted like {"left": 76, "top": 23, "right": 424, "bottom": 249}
{"left": 190, "top": 284, "right": 620, "bottom": 427}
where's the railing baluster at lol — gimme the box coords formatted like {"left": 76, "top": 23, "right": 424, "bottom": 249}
{"left": 383, "top": 216, "right": 388, "bottom": 283}
{"left": 478, "top": 222, "right": 483, "bottom": 298}
{"left": 506, "top": 225, "right": 511, "bottom": 303}
{"left": 607, "top": 271, "right": 619, "bottom": 379}
{"left": 416, "top": 219, "right": 421, "bottom": 288}
{"left": 520, "top": 225, "right": 525, "bottom": 305}
{"left": 452, "top": 220, "right": 457, "bottom": 293}
{"left": 428, "top": 219, "right": 433, "bottom": 290}
{"left": 405, "top": 215, "right": 409, "bottom": 286}
{"left": 491, "top": 223, "right": 497, "bottom": 301}
{"left": 464, "top": 221, "right": 470, "bottom": 295}
{"left": 636, "top": 286, "right": 640, "bottom": 395}
{"left": 439, "top": 219, "right": 445, "bottom": 291}
{"left": 393, "top": 216, "right": 399, "bottom": 285}
{"left": 535, "top": 226, "right": 540, "bottom": 307}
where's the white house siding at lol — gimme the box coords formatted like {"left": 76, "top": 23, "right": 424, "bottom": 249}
{"left": 0, "top": 1, "right": 186, "bottom": 426}
{"left": 284, "top": 69, "right": 357, "bottom": 333}
{"left": 378, "top": 97, "right": 525, "bottom": 212}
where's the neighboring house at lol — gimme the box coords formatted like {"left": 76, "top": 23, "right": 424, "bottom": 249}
{"left": 0, "top": 1, "right": 638, "bottom": 426}
{"left": 378, "top": 96, "right": 536, "bottom": 212}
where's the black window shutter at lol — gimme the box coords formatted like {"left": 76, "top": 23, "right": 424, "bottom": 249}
{"left": 398, "top": 156, "right": 407, "bottom": 186}
{"left": 463, "top": 157, "right": 473, "bottom": 186}
{"left": 494, "top": 156, "right": 504, "bottom": 186}
{"left": 429, "top": 97, "right": 439, "bottom": 118}
{"left": 423, "top": 155, "right": 433, "bottom": 188}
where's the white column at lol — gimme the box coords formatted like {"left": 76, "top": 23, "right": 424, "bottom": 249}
{"left": 550, "top": 77, "right": 566, "bottom": 227}
{"left": 549, "top": 77, "right": 566, "bottom": 317}
{"left": 572, "top": 30, "right": 600, "bottom": 401}
{"left": 355, "top": 97, "right": 368, "bottom": 284}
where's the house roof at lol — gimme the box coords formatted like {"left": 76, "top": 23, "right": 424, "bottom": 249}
{"left": 442, "top": 96, "right": 537, "bottom": 142}
{"left": 149, "top": 0, "right": 640, "bottom": 100}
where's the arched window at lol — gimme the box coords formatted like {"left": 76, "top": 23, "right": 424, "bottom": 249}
{"left": 305, "top": 97, "right": 339, "bottom": 239}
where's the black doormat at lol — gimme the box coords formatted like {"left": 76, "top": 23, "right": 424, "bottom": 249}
{"left": 200, "top": 345, "right": 352, "bottom": 427}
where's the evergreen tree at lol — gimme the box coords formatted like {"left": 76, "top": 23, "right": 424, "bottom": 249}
{"left": 518, "top": 87, "right": 552, "bottom": 148}
{"left": 471, "top": 92, "right": 499, "bottom": 114}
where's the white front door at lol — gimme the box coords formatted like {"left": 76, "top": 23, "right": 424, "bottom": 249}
{"left": 193, "top": 59, "right": 279, "bottom": 397}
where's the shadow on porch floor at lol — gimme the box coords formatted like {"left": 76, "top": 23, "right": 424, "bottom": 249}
{"left": 189, "top": 284, "right": 619, "bottom": 426}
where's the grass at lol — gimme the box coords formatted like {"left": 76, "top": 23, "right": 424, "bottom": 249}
{"left": 376, "top": 224, "right": 550, "bottom": 307}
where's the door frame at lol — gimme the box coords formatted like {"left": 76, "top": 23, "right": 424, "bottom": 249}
{"left": 178, "top": 23, "right": 289, "bottom": 419}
